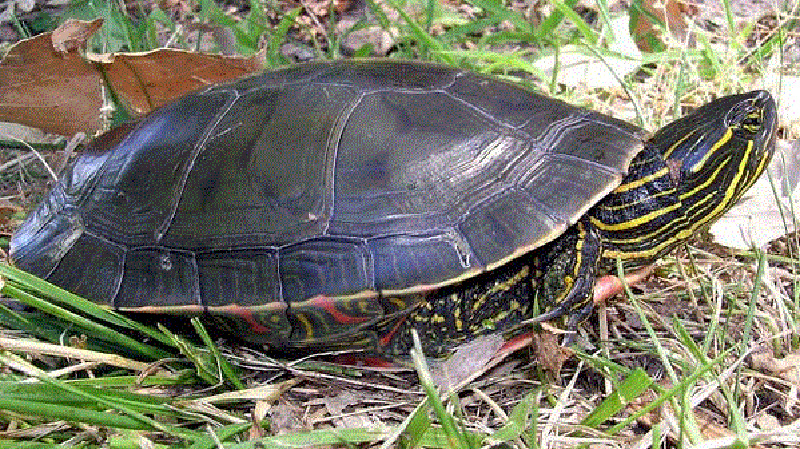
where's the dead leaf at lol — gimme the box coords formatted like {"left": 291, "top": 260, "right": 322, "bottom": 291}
{"left": 532, "top": 332, "right": 572, "bottom": 380}
{"left": 190, "top": 380, "right": 299, "bottom": 405}
{"left": 0, "top": 422, "right": 72, "bottom": 440}
{"left": 0, "top": 33, "right": 103, "bottom": 134}
{"left": 632, "top": 382, "right": 770, "bottom": 447}
{"left": 631, "top": 0, "right": 694, "bottom": 52}
{"left": 338, "top": 17, "right": 396, "bottom": 56}
{"left": 268, "top": 402, "right": 307, "bottom": 435}
{"left": 333, "top": 0, "right": 354, "bottom": 14}
{"left": 750, "top": 350, "right": 800, "bottom": 385}
{"left": 0, "top": 199, "right": 22, "bottom": 217}
{"left": 250, "top": 403, "right": 269, "bottom": 439}
{"left": 157, "top": 0, "right": 192, "bottom": 13}
{"left": 755, "top": 413, "right": 782, "bottom": 431}
{"left": 8, "top": 0, "right": 36, "bottom": 13}
{"left": 322, "top": 390, "right": 383, "bottom": 428}
{"left": 96, "top": 50, "right": 260, "bottom": 116}
{"left": 138, "top": 436, "right": 155, "bottom": 449}
{"left": 0, "top": 29, "right": 261, "bottom": 135}
{"left": 51, "top": 18, "right": 103, "bottom": 54}
{"left": 322, "top": 390, "right": 360, "bottom": 415}
{"left": 430, "top": 333, "right": 504, "bottom": 391}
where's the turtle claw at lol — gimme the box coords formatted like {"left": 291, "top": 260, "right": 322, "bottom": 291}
{"left": 526, "top": 304, "right": 570, "bottom": 324}
{"left": 525, "top": 300, "right": 591, "bottom": 347}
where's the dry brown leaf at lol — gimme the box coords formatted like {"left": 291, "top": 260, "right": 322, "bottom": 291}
{"left": 339, "top": 23, "right": 396, "bottom": 56}
{"left": 532, "top": 331, "right": 572, "bottom": 380}
{"left": 632, "top": 0, "right": 694, "bottom": 52}
{"left": 431, "top": 333, "right": 504, "bottom": 390}
{"left": 0, "top": 336, "right": 150, "bottom": 371}
{"left": 95, "top": 50, "right": 260, "bottom": 116}
{"left": 268, "top": 402, "right": 308, "bottom": 435}
{"left": 51, "top": 18, "right": 104, "bottom": 53}
{"left": 755, "top": 413, "right": 782, "bottom": 432}
{"left": 0, "top": 422, "right": 72, "bottom": 440}
{"left": 0, "top": 33, "right": 103, "bottom": 134}
{"left": 322, "top": 390, "right": 360, "bottom": 415}
{"left": 0, "top": 27, "right": 261, "bottom": 135}
{"left": 157, "top": 0, "right": 192, "bottom": 13}
{"left": 631, "top": 384, "right": 770, "bottom": 448}
{"left": 322, "top": 390, "right": 383, "bottom": 428}
{"left": 250, "top": 403, "right": 269, "bottom": 439}
{"left": 0, "top": 199, "right": 22, "bottom": 217}
{"left": 751, "top": 351, "right": 800, "bottom": 385}
{"left": 192, "top": 380, "right": 299, "bottom": 405}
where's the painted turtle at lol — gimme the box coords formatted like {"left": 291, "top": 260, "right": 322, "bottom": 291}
{"left": 10, "top": 60, "right": 777, "bottom": 356}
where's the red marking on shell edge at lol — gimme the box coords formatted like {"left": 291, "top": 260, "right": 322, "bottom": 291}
{"left": 308, "top": 296, "right": 371, "bottom": 325}
{"left": 378, "top": 315, "right": 408, "bottom": 347}
{"left": 499, "top": 333, "right": 533, "bottom": 354}
{"left": 225, "top": 305, "right": 270, "bottom": 334}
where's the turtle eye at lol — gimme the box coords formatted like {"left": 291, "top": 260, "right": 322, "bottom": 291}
{"left": 728, "top": 101, "right": 765, "bottom": 139}
{"left": 740, "top": 109, "right": 764, "bottom": 134}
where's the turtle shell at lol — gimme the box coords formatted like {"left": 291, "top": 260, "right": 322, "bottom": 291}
{"left": 10, "top": 60, "right": 645, "bottom": 349}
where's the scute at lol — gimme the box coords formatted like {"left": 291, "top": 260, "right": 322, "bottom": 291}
{"left": 45, "top": 230, "right": 124, "bottom": 303}
{"left": 279, "top": 238, "right": 371, "bottom": 303}
{"left": 117, "top": 249, "right": 198, "bottom": 307}
{"left": 10, "top": 60, "right": 647, "bottom": 346}
{"left": 197, "top": 249, "right": 280, "bottom": 307}
{"left": 82, "top": 89, "right": 233, "bottom": 246}
{"left": 162, "top": 80, "right": 359, "bottom": 248}
{"left": 330, "top": 90, "right": 501, "bottom": 235}
{"left": 369, "top": 233, "right": 472, "bottom": 291}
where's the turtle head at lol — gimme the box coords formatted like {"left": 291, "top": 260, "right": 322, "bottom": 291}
{"left": 653, "top": 90, "right": 777, "bottom": 221}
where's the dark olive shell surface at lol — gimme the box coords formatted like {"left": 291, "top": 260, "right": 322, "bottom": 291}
{"left": 10, "top": 60, "right": 645, "bottom": 346}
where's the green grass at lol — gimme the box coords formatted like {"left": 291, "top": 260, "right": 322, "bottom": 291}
{"left": 1, "top": 0, "right": 797, "bottom": 447}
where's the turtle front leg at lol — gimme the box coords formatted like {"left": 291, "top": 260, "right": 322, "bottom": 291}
{"left": 530, "top": 219, "right": 602, "bottom": 338}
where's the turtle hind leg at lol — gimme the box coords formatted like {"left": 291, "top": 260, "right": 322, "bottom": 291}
{"left": 375, "top": 219, "right": 603, "bottom": 356}
{"left": 530, "top": 219, "right": 602, "bottom": 341}
{"left": 378, "top": 259, "right": 538, "bottom": 357}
